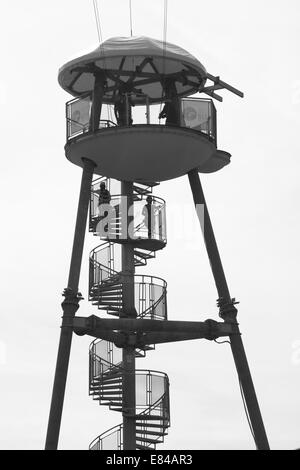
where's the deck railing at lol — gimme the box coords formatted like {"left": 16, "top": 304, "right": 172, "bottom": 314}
{"left": 66, "top": 94, "right": 217, "bottom": 144}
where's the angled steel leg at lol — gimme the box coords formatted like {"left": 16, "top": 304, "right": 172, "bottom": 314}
{"left": 188, "top": 169, "right": 269, "bottom": 450}
{"left": 45, "top": 158, "right": 95, "bottom": 450}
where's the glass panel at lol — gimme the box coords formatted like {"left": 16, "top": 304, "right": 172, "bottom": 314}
{"left": 181, "top": 98, "right": 216, "bottom": 142}
{"left": 99, "top": 104, "right": 116, "bottom": 126}
{"left": 133, "top": 197, "right": 166, "bottom": 242}
{"left": 90, "top": 440, "right": 100, "bottom": 450}
{"left": 94, "top": 340, "right": 109, "bottom": 363}
{"left": 152, "top": 284, "right": 165, "bottom": 319}
{"left": 136, "top": 374, "right": 147, "bottom": 407}
{"left": 151, "top": 375, "right": 165, "bottom": 405}
{"left": 68, "top": 96, "right": 91, "bottom": 137}
{"left": 134, "top": 279, "right": 166, "bottom": 320}
{"left": 112, "top": 344, "right": 122, "bottom": 366}
{"left": 101, "top": 430, "right": 120, "bottom": 450}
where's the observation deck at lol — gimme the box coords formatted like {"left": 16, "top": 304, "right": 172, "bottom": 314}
{"left": 65, "top": 95, "right": 230, "bottom": 182}
{"left": 59, "top": 36, "right": 231, "bottom": 182}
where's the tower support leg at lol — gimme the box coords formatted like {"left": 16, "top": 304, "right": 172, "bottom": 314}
{"left": 188, "top": 169, "right": 269, "bottom": 450}
{"left": 45, "top": 158, "right": 95, "bottom": 450}
{"left": 121, "top": 181, "right": 136, "bottom": 450}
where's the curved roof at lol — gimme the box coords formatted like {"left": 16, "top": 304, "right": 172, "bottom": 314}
{"left": 58, "top": 36, "right": 207, "bottom": 104}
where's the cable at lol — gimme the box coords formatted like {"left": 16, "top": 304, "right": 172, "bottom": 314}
{"left": 214, "top": 339, "right": 231, "bottom": 345}
{"left": 93, "top": 0, "right": 103, "bottom": 45}
{"left": 162, "top": 0, "right": 168, "bottom": 73}
{"left": 159, "top": 0, "right": 168, "bottom": 121}
{"left": 93, "top": 1, "right": 110, "bottom": 124}
{"left": 214, "top": 336, "right": 258, "bottom": 447}
{"left": 238, "top": 377, "right": 258, "bottom": 449}
{"left": 129, "top": 0, "right": 133, "bottom": 36}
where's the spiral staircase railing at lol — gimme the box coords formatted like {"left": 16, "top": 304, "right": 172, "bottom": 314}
{"left": 88, "top": 178, "right": 170, "bottom": 450}
{"left": 89, "top": 344, "right": 170, "bottom": 450}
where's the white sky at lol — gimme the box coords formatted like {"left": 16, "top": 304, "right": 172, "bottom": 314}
{"left": 0, "top": 0, "right": 300, "bottom": 450}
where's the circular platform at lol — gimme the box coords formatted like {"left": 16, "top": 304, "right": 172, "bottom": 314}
{"left": 198, "top": 150, "right": 231, "bottom": 173}
{"left": 65, "top": 124, "right": 228, "bottom": 182}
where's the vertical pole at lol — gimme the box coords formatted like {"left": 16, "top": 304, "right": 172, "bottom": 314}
{"left": 145, "top": 95, "right": 150, "bottom": 124}
{"left": 121, "top": 181, "right": 136, "bottom": 450}
{"left": 45, "top": 158, "right": 95, "bottom": 450}
{"left": 89, "top": 73, "right": 105, "bottom": 133}
{"left": 164, "top": 78, "right": 181, "bottom": 126}
{"left": 147, "top": 199, "right": 152, "bottom": 239}
{"left": 188, "top": 169, "right": 270, "bottom": 450}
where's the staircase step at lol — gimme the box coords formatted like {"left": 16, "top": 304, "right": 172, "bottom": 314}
{"left": 98, "top": 304, "right": 121, "bottom": 309}
{"left": 98, "top": 301, "right": 122, "bottom": 306}
{"left": 90, "top": 282, "right": 122, "bottom": 294}
{"left": 136, "top": 444, "right": 153, "bottom": 450}
{"left": 98, "top": 309, "right": 121, "bottom": 315}
{"left": 100, "top": 391, "right": 122, "bottom": 396}
{"left": 92, "top": 381, "right": 122, "bottom": 389}
{"left": 136, "top": 437, "right": 163, "bottom": 444}
{"left": 138, "top": 345, "right": 155, "bottom": 351}
{"left": 136, "top": 430, "right": 166, "bottom": 438}
{"left": 135, "top": 350, "right": 145, "bottom": 358}
{"left": 97, "top": 384, "right": 122, "bottom": 391}
{"left": 101, "top": 277, "right": 121, "bottom": 284}
{"left": 110, "top": 407, "right": 123, "bottom": 411}
{"left": 97, "top": 387, "right": 122, "bottom": 392}
{"left": 95, "top": 285, "right": 122, "bottom": 292}
{"left": 100, "top": 396, "right": 123, "bottom": 402}
{"left": 135, "top": 415, "right": 169, "bottom": 422}
{"left": 136, "top": 423, "right": 168, "bottom": 430}
{"left": 98, "top": 291, "right": 122, "bottom": 296}
{"left": 92, "top": 375, "right": 122, "bottom": 387}
{"left": 98, "top": 296, "right": 122, "bottom": 302}
{"left": 102, "top": 373, "right": 122, "bottom": 380}
{"left": 134, "top": 250, "right": 155, "bottom": 259}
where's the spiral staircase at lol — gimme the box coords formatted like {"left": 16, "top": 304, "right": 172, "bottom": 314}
{"left": 88, "top": 177, "right": 170, "bottom": 450}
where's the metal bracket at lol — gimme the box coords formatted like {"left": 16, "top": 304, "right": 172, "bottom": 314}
{"left": 217, "top": 297, "right": 239, "bottom": 322}
{"left": 61, "top": 288, "right": 84, "bottom": 327}
{"left": 200, "top": 72, "right": 244, "bottom": 101}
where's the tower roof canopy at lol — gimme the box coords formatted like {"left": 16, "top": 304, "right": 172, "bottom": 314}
{"left": 58, "top": 36, "right": 207, "bottom": 103}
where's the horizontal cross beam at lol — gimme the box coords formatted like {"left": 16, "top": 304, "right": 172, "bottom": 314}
{"left": 73, "top": 315, "right": 237, "bottom": 346}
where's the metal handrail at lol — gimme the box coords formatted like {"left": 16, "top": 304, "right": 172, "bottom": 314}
{"left": 90, "top": 264, "right": 167, "bottom": 319}
{"left": 87, "top": 174, "right": 169, "bottom": 449}
{"left": 90, "top": 194, "right": 166, "bottom": 213}
{"left": 89, "top": 343, "right": 170, "bottom": 450}
{"left": 89, "top": 423, "right": 123, "bottom": 450}
{"left": 89, "top": 191, "right": 167, "bottom": 244}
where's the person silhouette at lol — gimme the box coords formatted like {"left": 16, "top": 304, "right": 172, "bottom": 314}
{"left": 142, "top": 196, "right": 153, "bottom": 239}
{"left": 98, "top": 182, "right": 111, "bottom": 233}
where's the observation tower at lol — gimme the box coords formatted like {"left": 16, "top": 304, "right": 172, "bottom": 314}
{"left": 45, "top": 36, "right": 270, "bottom": 450}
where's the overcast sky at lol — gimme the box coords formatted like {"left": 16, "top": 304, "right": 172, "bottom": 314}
{"left": 0, "top": 0, "right": 299, "bottom": 450}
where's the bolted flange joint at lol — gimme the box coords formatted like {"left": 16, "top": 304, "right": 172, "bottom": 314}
{"left": 114, "top": 332, "right": 139, "bottom": 349}
{"left": 204, "top": 319, "right": 221, "bottom": 340}
{"left": 217, "top": 297, "right": 239, "bottom": 322}
{"left": 61, "top": 288, "right": 84, "bottom": 327}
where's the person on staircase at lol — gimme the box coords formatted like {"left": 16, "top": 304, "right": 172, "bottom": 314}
{"left": 142, "top": 196, "right": 154, "bottom": 239}
{"left": 97, "top": 182, "right": 111, "bottom": 234}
